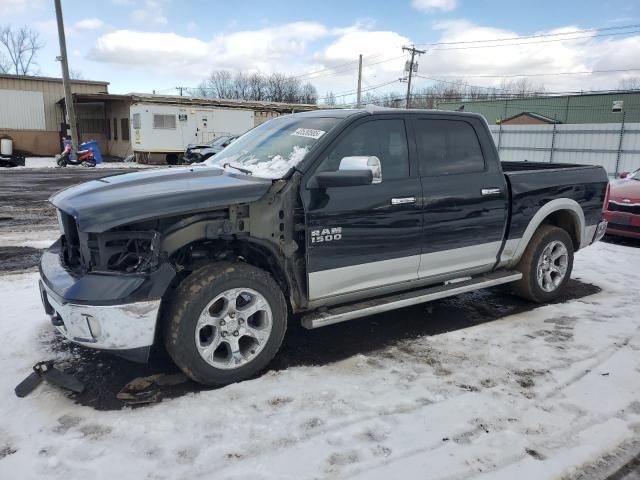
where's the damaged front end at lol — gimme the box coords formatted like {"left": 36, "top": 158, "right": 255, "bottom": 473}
{"left": 41, "top": 210, "right": 176, "bottom": 363}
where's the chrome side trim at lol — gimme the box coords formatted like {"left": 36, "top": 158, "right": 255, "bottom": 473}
{"left": 308, "top": 255, "right": 420, "bottom": 300}
{"left": 302, "top": 270, "right": 523, "bottom": 329}
{"left": 391, "top": 197, "right": 416, "bottom": 205}
{"left": 418, "top": 241, "right": 502, "bottom": 279}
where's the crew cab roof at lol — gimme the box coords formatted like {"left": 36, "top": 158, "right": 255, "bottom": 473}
{"left": 289, "top": 107, "right": 487, "bottom": 122}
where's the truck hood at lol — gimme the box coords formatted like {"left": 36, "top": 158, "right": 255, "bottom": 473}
{"left": 51, "top": 166, "right": 272, "bottom": 233}
{"left": 609, "top": 178, "right": 640, "bottom": 204}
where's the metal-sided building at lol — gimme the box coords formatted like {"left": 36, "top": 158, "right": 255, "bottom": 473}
{"left": 438, "top": 92, "right": 640, "bottom": 176}
{"left": 1, "top": 73, "right": 320, "bottom": 160}
{"left": 437, "top": 91, "right": 640, "bottom": 124}
{"left": 0, "top": 73, "right": 109, "bottom": 155}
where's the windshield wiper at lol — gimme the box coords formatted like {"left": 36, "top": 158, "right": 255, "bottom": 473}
{"left": 222, "top": 162, "right": 253, "bottom": 175}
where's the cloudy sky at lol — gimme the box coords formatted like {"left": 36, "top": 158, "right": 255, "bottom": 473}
{"left": 2, "top": 0, "right": 640, "bottom": 102}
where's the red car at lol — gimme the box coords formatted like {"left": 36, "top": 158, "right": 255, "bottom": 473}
{"left": 604, "top": 168, "right": 640, "bottom": 239}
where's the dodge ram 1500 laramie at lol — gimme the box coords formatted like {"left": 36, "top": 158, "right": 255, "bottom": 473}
{"left": 39, "top": 108, "right": 610, "bottom": 385}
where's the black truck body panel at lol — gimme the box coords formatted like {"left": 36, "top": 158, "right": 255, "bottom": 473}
{"left": 503, "top": 162, "right": 609, "bottom": 240}
{"left": 51, "top": 166, "right": 272, "bottom": 233}
{"left": 38, "top": 108, "right": 609, "bottom": 363}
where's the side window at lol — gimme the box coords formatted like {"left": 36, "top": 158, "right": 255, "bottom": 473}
{"left": 318, "top": 119, "right": 409, "bottom": 181}
{"left": 121, "top": 118, "right": 130, "bottom": 141}
{"left": 417, "top": 119, "right": 485, "bottom": 176}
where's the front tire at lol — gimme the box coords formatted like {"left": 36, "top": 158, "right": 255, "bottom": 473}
{"left": 163, "top": 262, "right": 287, "bottom": 386}
{"left": 511, "top": 225, "right": 574, "bottom": 303}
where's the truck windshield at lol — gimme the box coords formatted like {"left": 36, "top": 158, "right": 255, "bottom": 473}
{"left": 206, "top": 116, "right": 341, "bottom": 178}
{"left": 629, "top": 168, "right": 640, "bottom": 180}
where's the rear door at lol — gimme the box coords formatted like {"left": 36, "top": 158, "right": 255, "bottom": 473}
{"left": 302, "top": 116, "right": 423, "bottom": 301}
{"left": 412, "top": 116, "right": 508, "bottom": 279}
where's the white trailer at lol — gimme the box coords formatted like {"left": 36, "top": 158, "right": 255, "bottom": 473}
{"left": 130, "top": 103, "right": 255, "bottom": 163}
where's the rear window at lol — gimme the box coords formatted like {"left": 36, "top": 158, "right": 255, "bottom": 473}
{"left": 416, "top": 119, "right": 485, "bottom": 176}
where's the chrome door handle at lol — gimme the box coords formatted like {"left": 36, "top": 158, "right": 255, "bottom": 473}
{"left": 391, "top": 197, "right": 416, "bottom": 205}
{"left": 481, "top": 188, "right": 502, "bottom": 196}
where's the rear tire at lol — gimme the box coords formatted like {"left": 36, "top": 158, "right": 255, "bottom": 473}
{"left": 163, "top": 262, "right": 287, "bottom": 386}
{"left": 511, "top": 225, "right": 574, "bottom": 303}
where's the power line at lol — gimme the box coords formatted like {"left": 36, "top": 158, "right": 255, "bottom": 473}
{"left": 429, "top": 29, "right": 640, "bottom": 51}
{"left": 415, "top": 22, "right": 640, "bottom": 47}
{"left": 415, "top": 68, "right": 640, "bottom": 79}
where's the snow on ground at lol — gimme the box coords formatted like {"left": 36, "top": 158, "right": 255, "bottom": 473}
{"left": 0, "top": 241, "right": 639, "bottom": 479}
{"left": 0, "top": 230, "right": 59, "bottom": 249}
{"left": 18, "top": 157, "right": 155, "bottom": 169}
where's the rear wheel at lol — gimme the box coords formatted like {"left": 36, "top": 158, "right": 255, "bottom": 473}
{"left": 511, "top": 225, "right": 574, "bottom": 303}
{"left": 163, "top": 262, "right": 287, "bottom": 386}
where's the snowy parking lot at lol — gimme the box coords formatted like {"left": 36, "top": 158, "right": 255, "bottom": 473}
{"left": 1, "top": 167, "right": 639, "bottom": 479}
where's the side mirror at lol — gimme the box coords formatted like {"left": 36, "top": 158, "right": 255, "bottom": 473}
{"left": 339, "top": 156, "right": 382, "bottom": 184}
{"left": 619, "top": 171, "right": 629, "bottom": 179}
{"left": 308, "top": 156, "right": 383, "bottom": 189}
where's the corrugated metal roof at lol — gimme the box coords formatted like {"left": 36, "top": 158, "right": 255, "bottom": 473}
{"left": 66, "top": 92, "right": 323, "bottom": 113}
{"left": 0, "top": 73, "right": 109, "bottom": 86}
{"left": 438, "top": 91, "right": 640, "bottom": 124}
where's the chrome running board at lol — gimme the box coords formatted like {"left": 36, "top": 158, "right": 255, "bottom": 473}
{"left": 301, "top": 270, "right": 522, "bottom": 329}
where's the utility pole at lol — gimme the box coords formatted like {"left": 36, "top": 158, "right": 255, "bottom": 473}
{"left": 402, "top": 45, "right": 425, "bottom": 109}
{"left": 356, "top": 54, "right": 363, "bottom": 108}
{"left": 54, "top": 0, "right": 79, "bottom": 153}
{"left": 176, "top": 86, "right": 184, "bottom": 96}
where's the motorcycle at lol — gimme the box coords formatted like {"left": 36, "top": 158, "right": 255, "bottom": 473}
{"left": 55, "top": 142, "right": 96, "bottom": 167}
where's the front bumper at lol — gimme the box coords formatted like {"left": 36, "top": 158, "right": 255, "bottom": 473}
{"left": 604, "top": 211, "right": 640, "bottom": 239}
{"left": 39, "top": 238, "right": 176, "bottom": 362}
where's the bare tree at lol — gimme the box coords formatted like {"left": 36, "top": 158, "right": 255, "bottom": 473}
{"left": 300, "top": 83, "right": 318, "bottom": 104}
{"left": 618, "top": 77, "right": 640, "bottom": 90}
{"left": 0, "top": 53, "right": 9, "bottom": 73}
{"left": 196, "top": 69, "right": 317, "bottom": 104}
{"left": 0, "top": 25, "right": 44, "bottom": 75}
{"left": 232, "top": 71, "right": 250, "bottom": 100}
{"left": 499, "top": 78, "right": 545, "bottom": 98}
{"left": 70, "top": 69, "right": 85, "bottom": 80}
{"left": 248, "top": 72, "right": 265, "bottom": 101}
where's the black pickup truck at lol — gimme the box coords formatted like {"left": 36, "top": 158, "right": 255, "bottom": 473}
{"left": 39, "top": 108, "right": 609, "bottom": 385}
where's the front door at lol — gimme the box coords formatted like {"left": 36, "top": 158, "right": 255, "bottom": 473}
{"left": 302, "top": 117, "right": 423, "bottom": 301}
{"left": 413, "top": 115, "right": 508, "bottom": 279}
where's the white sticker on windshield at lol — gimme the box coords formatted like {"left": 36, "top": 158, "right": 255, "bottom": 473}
{"left": 291, "top": 128, "right": 326, "bottom": 140}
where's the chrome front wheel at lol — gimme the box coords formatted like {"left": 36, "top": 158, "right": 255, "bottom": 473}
{"left": 195, "top": 288, "right": 273, "bottom": 370}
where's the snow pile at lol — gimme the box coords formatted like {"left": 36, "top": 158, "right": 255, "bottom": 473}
{"left": 0, "top": 241, "right": 639, "bottom": 479}
{"left": 215, "top": 146, "right": 310, "bottom": 179}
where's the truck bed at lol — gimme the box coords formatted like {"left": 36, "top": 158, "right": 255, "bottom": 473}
{"left": 501, "top": 161, "right": 609, "bottom": 245}
{"left": 501, "top": 161, "right": 600, "bottom": 173}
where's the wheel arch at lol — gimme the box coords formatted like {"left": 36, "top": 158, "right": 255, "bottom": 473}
{"left": 508, "top": 198, "right": 585, "bottom": 266}
{"left": 165, "top": 234, "right": 301, "bottom": 314}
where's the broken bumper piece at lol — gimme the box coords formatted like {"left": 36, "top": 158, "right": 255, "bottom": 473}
{"left": 39, "top": 239, "right": 175, "bottom": 363}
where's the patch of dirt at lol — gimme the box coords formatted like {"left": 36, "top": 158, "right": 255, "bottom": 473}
{"left": 0, "top": 246, "right": 42, "bottom": 271}
{"left": 525, "top": 448, "right": 546, "bottom": 460}
{"left": 0, "top": 445, "right": 17, "bottom": 459}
